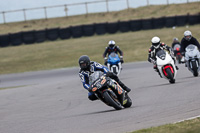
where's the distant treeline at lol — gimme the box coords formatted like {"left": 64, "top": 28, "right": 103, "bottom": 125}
{"left": 0, "top": 13, "right": 200, "bottom": 47}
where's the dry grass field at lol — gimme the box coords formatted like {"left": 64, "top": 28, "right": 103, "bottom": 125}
{"left": 0, "top": 2, "right": 200, "bottom": 74}
{"left": 0, "top": 2, "right": 199, "bottom": 34}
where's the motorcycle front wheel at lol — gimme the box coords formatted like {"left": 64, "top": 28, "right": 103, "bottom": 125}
{"left": 165, "top": 68, "right": 175, "bottom": 83}
{"left": 123, "top": 94, "right": 132, "bottom": 108}
{"left": 103, "top": 91, "right": 123, "bottom": 110}
{"left": 191, "top": 60, "right": 198, "bottom": 77}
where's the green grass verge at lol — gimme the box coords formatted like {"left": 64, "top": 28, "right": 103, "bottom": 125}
{"left": 0, "top": 85, "right": 27, "bottom": 90}
{"left": 0, "top": 24, "right": 200, "bottom": 74}
{"left": 131, "top": 117, "right": 200, "bottom": 133}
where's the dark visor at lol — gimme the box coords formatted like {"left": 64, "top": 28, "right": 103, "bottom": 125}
{"left": 80, "top": 63, "right": 87, "bottom": 67}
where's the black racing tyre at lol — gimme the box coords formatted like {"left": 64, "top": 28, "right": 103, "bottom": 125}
{"left": 165, "top": 68, "right": 175, "bottom": 84}
{"left": 177, "top": 55, "right": 181, "bottom": 64}
{"left": 113, "top": 67, "right": 117, "bottom": 75}
{"left": 191, "top": 61, "right": 198, "bottom": 77}
{"left": 123, "top": 94, "right": 132, "bottom": 108}
{"left": 103, "top": 91, "right": 123, "bottom": 110}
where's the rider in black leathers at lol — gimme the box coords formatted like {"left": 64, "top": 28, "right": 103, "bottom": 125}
{"left": 103, "top": 40, "right": 124, "bottom": 65}
{"left": 180, "top": 30, "right": 200, "bottom": 55}
{"left": 78, "top": 55, "right": 131, "bottom": 101}
{"left": 171, "top": 37, "right": 181, "bottom": 56}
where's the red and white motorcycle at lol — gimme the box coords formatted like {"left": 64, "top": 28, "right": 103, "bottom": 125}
{"left": 155, "top": 50, "right": 178, "bottom": 83}
{"left": 173, "top": 43, "right": 182, "bottom": 64}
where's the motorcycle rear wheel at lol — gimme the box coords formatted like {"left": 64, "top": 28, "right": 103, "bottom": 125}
{"left": 103, "top": 91, "right": 123, "bottom": 110}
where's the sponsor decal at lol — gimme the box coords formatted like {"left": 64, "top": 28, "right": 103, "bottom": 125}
{"left": 92, "top": 87, "right": 97, "bottom": 92}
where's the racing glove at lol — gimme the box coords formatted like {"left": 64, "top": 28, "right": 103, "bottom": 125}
{"left": 104, "top": 57, "right": 107, "bottom": 65}
{"left": 88, "top": 85, "right": 93, "bottom": 92}
{"left": 120, "top": 56, "right": 124, "bottom": 63}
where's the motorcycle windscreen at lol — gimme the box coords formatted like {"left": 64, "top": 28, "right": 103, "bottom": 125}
{"left": 185, "top": 44, "right": 200, "bottom": 60}
{"left": 173, "top": 44, "right": 181, "bottom": 51}
{"left": 185, "top": 44, "right": 196, "bottom": 52}
{"left": 89, "top": 71, "right": 103, "bottom": 85}
{"left": 156, "top": 50, "right": 166, "bottom": 60}
{"left": 107, "top": 52, "right": 120, "bottom": 65}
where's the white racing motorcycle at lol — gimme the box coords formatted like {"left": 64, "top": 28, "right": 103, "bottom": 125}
{"left": 155, "top": 50, "right": 178, "bottom": 83}
{"left": 185, "top": 44, "right": 200, "bottom": 77}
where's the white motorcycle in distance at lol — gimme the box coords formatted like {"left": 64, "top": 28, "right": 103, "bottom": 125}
{"left": 185, "top": 44, "right": 200, "bottom": 77}
{"left": 107, "top": 52, "right": 122, "bottom": 76}
{"left": 155, "top": 50, "right": 178, "bottom": 83}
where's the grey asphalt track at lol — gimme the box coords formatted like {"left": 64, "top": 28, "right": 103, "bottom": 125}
{"left": 0, "top": 62, "right": 200, "bottom": 133}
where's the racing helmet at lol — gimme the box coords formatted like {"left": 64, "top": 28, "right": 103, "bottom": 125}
{"left": 173, "top": 37, "right": 179, "bottom": 42}
{"left": 78, "top": 55, "right": 90, "bottom": 70}
{"left": 151, "top": 36, "right": 160, "bottom": 49}
{"left": 184, "top": 30, "right": 192, "bottom": 41}
{"left": 108, "top": 40, "right": 115, "bottom": 49}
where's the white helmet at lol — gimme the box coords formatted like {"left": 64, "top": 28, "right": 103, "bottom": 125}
{"left": 184, "top": 30, "right": 192, "bottom": 41}
{"left": 151, "top": 36, "right": 160, "bottom": 49}
{"left": 108, "top": 40, "right": 115, "bottom": 48}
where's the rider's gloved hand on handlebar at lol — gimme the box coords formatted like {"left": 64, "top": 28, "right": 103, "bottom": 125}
{"left": 106, "top": 71, "right": 118, "bottom": 79}
{"left": 120, "top": 56, "right": 124, "bottom": 63}
{"left": 88, "top": 86, "right": 93, "bottom": 92}
{"left": 181, "top": 52, "right": 185, "bottom": 56}
{"left": 104, "top": 57, "right": 107, "bottom": 65}
{"left": 151, "top": 59, "right": 156, "bottom": 65}
{"left": 169, "top": 48, "right": 175, "bottom": 57}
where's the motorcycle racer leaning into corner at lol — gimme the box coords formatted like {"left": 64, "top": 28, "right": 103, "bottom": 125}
{"left": 103, "top": 40, "right": 124, "bottom": 65}
{"left": 78, "top": 55, "right": 131, "bottom": 101}
{"left": 148, "top": 36, "right": 179, "bottom": 77}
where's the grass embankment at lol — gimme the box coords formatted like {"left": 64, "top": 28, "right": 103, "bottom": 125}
{"left": 0, "top": 24, "right": 200, "bottom": 74}
{"left": 0, "top": 2, "right": 200, "bottom": 34}
{"left": 132, "top": 117, "right": 200, "bottom": 133}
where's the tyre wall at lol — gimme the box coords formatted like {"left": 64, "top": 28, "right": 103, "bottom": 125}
{"left": 0, "top": 14, "right": 199, "bottom": 46}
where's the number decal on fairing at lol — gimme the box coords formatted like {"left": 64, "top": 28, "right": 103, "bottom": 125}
{"left": 95, "top": 63, "right": 103, "bottom": 68}
{"left": 79, "top": 74, "right": 85, "bottom": 82}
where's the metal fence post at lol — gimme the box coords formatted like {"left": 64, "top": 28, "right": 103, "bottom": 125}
{"left": 2, "top": 12, "right": 6, "bottom": 24}
{"left": 23, "top": 9, "right": 27, "bottom": 21}
{"left": 106, "top": 0, "right": 109, "bottom": 13}
{"left": 44, "top": 7, "right": 47, "bottom": 20}
{"left": 146, "top": 0, "right": 149, "bottom": 6}
{"left": 64, "top": 5, "right": 68, "bottom": 17}
{"left": 167, "top": 0, "right": 169, "bottom": 5}
{"left": 85, "top": 2, "right": 88, "bottom": 15}
{"left": 126, "top": 0, "right": 130, "bottom": 9}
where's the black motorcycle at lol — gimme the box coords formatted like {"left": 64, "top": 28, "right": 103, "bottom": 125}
{"left": 89, "top": 71, "right": 132, "bottom": 110}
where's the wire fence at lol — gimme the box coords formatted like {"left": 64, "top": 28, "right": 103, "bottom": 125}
{"left": 0, "top": 0, "right": 199, "bottom": 24}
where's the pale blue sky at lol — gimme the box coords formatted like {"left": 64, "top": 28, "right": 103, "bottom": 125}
{"left": 0, "top": 0, "right": 101, "bottom": 12}
{"left": 0, "top": 0, "right": 198, "bottom": 23}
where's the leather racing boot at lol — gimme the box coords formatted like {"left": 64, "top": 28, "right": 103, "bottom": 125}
{"left": 117, "top": 80, "right": 131, "bottom": 92}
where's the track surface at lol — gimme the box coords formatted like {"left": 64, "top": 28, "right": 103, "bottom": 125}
{"left": 0, "top": 62, "right": 200, "bottom": 133}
